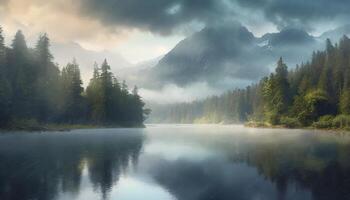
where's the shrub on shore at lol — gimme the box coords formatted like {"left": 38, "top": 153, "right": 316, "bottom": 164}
{"left": 280, "top": 117, "right": 302, "bottom": 128}
{"left": 245, "top": 121, "right": 268, "bottom": 128}
{"left": 312, "top": 115, "right": 335, "bottom": 129}
{"left": 332, "top": 115, "right": 350, "bottom": 129}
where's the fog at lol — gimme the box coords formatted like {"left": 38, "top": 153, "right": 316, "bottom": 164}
{"left": 139, "top": 77, "right": 256, "bottom": 104}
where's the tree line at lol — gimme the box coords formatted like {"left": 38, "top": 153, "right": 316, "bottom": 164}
{"left": 152, "top": 36, "right": 350, "bottom": 129}
{"left": 0, "top": 27, "right": 149, "bottom": 128}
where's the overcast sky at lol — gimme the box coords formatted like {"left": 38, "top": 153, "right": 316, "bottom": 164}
{"left": 0, "top": 0, "right": 349, "bottom": 63}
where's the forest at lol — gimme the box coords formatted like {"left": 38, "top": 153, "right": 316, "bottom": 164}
{"left": 0, "top": 27, "right": 149, "bottom": 129}
{"left": 152, "top": 36, "right": 350, "bottom": 130}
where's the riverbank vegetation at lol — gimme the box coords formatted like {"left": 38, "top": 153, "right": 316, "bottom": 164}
{"left": 0, "top": 27, "right": 149, "bottom": 130}
{"left": 152, "top": 36, "right": 350, "bottom": 130}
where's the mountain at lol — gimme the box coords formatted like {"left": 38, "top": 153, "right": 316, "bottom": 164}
{"left": 260, "top": 28, "right": 316, "bottom": 47}
{"left": 51, "top": 42, "right": 131, "bottom": 85}
{"left": 117, "top": 56, "right": 163, "bottom": 87}
{"left": 144, "top": 24, "right": 320, "bottom": 89}
{"left": 147, "top": 23, "right": 267, "bottom": 88}
{"left": 319, "top": 24, "right": 350, "bottom": 42}
{"left": 51, "top": 24, "right": 350, "bottom": 100}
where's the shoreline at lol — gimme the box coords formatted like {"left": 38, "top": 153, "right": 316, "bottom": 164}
{"left": 0, "top": 123, "right": 145, "bottom": 132}
{"left": 245, "top": 121, "right": 350, "bottom": 133}
{"left": 2, "top": 122, "right": 348, "bottom": 133}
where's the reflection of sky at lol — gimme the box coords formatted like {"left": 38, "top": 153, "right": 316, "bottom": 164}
{"left": 56, "top": 164, "right": 175, "bottom": 200}
{"left": 57, "top": 165, "right": 99, "bottom": 200}
{"left": 13, "top": 125, "right": 349, "bottom": 200}
{"left": 144, "top": 142, "right": 219, "bottom": 161}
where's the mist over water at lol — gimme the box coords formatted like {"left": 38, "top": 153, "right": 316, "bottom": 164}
{"left": 1, "top": 125, "right": 350, "bottom": 200}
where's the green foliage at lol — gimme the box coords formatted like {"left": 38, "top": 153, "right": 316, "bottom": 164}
{"left": 86, "top": 60, "right": 148, "bottom": 125}
{"left": 312, "top": 115, "right": 334, "bottom": 129}
{"left": 60, "top": 59, "right": 85, "bottom": 123}
{"left": 304, "top": 90, "right": 330, "bottom": 120}
{"left": 261, "top": 58, "right": 291, "bottom": 124}
{"left": 280, "top": 117, "right": 302, "bottom": 128}
{"left": 332, "top": 115, "right": 350, "bottom": 129}
{"left": 339, "top": 90, "right": 350, "bottom": 115}
{"left": 155, "top": 36, "right": 350, "bottom": 129}
{"left": 0, "top": 27, "right": 148, "bottom": 128}
{"left": 245, "top": 121, "right": 267, "bottom": 127}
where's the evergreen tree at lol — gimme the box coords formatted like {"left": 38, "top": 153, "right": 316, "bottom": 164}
{"left": 100, "top": 59, "right": 114, "bottom": 122}
{"left": 35, "top": 33, "right": 61, "bottom": 122}
{"left": 274, "top": 57, "right": 291, "bottom": 112}
{"left": 131, "top": 86, "right": 145, "bottom": 123}
{"left": 86, "top": 63, "right": 104, "bottom": 123}
{"left": 262, "top": 58, "right": 290, "bottom": 124}
{"left": 0, "top": 27, "right": 11, "bottom": 126}
{"left": 0, "top": 30, "right": 147, "bottom": 128}
{"left": 9, "top": 30, "right": 34, "bottom": 120}
{"left": 60, "top": 59, "right": 85, "bottom": 123}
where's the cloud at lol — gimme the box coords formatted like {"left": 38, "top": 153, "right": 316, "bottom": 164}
{"left": 235, "top": 0, "right": 350, "bottom": 31}
{"left": 0, "top": 0, "right": 129, "bottom": 48}
{"left": 138, "top": 78, "right": 254, "bottom": 104}
{"left": 70, "top": 0, "right": 350, "bottom": 35}
{"left": 2, "top": 0, "right": 350, "bottom": 46}
{"left": 79, "top": 0, "right": 228, "bottom": 35}
{"left": 2, "top": 0, "right": 350, "bottom": 66}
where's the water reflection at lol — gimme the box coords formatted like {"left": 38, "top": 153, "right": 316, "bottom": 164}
{"left": 1, "top": 125, "right": 350, "bottom": 200}
{"left": 143, "top": 126, "right": 350, "bottom": 200}
{"left": 0, "top": 129, "right": 145, "bottom": 200}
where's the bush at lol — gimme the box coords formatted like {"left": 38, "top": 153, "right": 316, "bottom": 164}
{"left": 245, "top": 121, "right": 267, "bottom": 127}
{"left": 280, "top": 117, "right": 302, "bottom": 128}
{"left": 312, "top": 115, "right": 334, "bottom": 129}
{"left": 332, "top": 115, "right": 350, "bottom": 129}
{"left": 266, "top": 112, "right": 280, "bottom": 125}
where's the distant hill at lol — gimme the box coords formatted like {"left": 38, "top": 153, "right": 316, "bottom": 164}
{"left": 52, "top": 24, "right": 350, "bottom": 93}
{"left": 319, "top": 24, "right": 350, "bottom": 42}
{"left": 260, "top": 28, "right": 316, "bottom": 47}
{"left": 144, "top": 24, "right": 321, "bottom": 89}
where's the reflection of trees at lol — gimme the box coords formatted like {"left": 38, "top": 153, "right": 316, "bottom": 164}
{"left": 237, "top": 135, "right": 350, "bottom": 200}
{"left": 86, "top": 133, "right": 143, "bottom": 200}
{"left": 0, "top": 131, "right": 144, "bottom": 200}
{"left": 150, "top": 132, "right": 350, "bottom": 200}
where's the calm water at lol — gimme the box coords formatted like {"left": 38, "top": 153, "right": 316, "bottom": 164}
{"left": 1, "top": 125, "right": 350, "bottom": 200}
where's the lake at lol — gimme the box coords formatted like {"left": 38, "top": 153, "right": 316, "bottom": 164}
{"left": 0, "top": 124, "right": 350, "bottom": 200}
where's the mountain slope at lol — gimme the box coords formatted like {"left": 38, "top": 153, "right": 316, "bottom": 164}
{"left": 146, "top": 24, "right": 320, "bottom": 89}
{"left": 319, "top": 24, "right": 350, "bottom": 41}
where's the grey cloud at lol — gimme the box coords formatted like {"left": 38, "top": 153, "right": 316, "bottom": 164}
{"left": 77, "top": 0, "right": 350, "bottom": 34}
{"left": 79, "top": 0, "right": 228, "bottom": 35}
{"left": 235, "top": 0, "right": 350, "bottom": 30}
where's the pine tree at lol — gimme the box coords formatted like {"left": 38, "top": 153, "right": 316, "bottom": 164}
{"left": 34, "top": 33, "right": 60, "bottom": 122}
{"left": 0, "top": 26, "right": 5, "bottom": 63}
{"left": 86, "top": 63, "right": 104, "bottom": 123}
{"left": 274, "top": 57, "right": 291, "bottom": 112}
{"left": 100, "top": 59, "right": 114, "bottom": 122}
{"left": 0, "top": 27, "right": 11, "bottom": 126}
{"left": 36, "top": 33, "right": 53, "bottom": 70}
{"left": 60, "top": 59, "right": 85, "bottom": 122}
{"left": 0, "top": 30, "right": 147, "bottom": 128}
{"left": 262, "top": 58, "right": 291, "bottom": 124}
{"left": 131, "top": 86, "right": 145, "bottom": 123}
{"left": 9, "top": 30, "right": 34, "bottom": 119}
